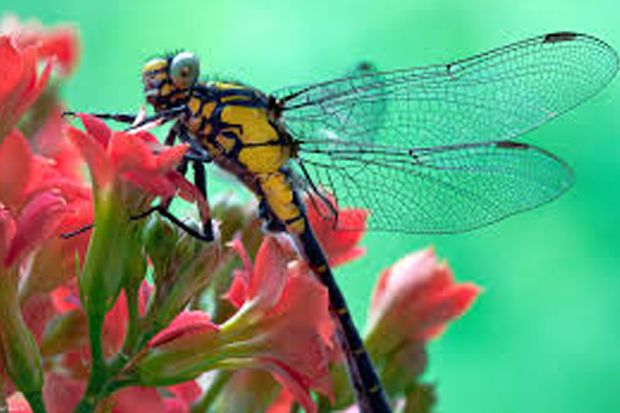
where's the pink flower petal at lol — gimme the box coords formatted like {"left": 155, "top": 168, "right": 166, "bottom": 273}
{"left": 366, "top": 246, "right": 480, "bottom": 385}
{"left": 155, "top": 143, "right": 188, "bottom": 172}
{"left": 109, "top": 131, "right": 157, "bottom": 172}
{"left": 37, "top": 26, "right": 80, "bottom": 76}
{"left": 0, "top": 36, "right": 23, "bottom": 99}
{"left": 163, "top": 399, "right": 188, "bottom": 413}
{"left": 4, "top": 190, "right": 67, "bottom": 267}
{"left": 50, "top": 285, "right": 81, "bottom": 313}
{"left": 77, "top": 113, "right": 111, "bottom": 146}
{"left": 167, "top": 381, "right": 202, "bottom": 403}
{"left": 67, "top": 126, "right": 114, "bottom": 189}
{"left": 306, "top": 194, "right": 368, "bottom": 267}
{"left": 149, "top": 311, "right": 218, "bottom": 348}
{"left": 223, "top": 273, "right": 248, "bottom": 309}
{"left": 44, "top": 372, "right": 85, "bottom": 413}
{"left": 260, "top": 359, "right": 318, "bottom": 413}
{"left": 7, "top": 393, "right": 33, "bottom": 413}
{"left": 0, "top": 129, "right": 32, "bottom": 208}
{"left": 113, "top": 387, "right": 166, "bottom": 413}
{"left": 22, "top": 293, "right": 56, "bottom": 343}
{"left": 103, "top": 291, "right": 129, "bottom": 355}
{"left": 413, "top": 283, "right": 480, "bottom": 340}
{"left": 247, "top": 237, "right": 289, "bottom": 308}
{"left": 122, "top": 170, "right": 177, "bottom": 198}
{"left": 17, "top": 56, "right": 53, "bottom": 115}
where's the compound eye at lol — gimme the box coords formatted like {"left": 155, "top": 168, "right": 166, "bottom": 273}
{"left": 170, "top": 52, "right": 200, "bottom": 88}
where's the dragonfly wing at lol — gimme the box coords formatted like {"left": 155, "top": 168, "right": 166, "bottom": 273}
{"left": 275, "top": 33, "right": 618, "bottom": 148}
{"left": 295, "top": 140, "right": 573, "bottom": 233}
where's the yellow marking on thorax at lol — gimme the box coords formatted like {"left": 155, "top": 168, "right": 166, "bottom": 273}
{"left": 160, "top": 83, "right": 174, "bottom": 96}
{"left": 215, "top": 82, "right": 241, "bottom": 89}
{"left": 221, "top": 94, "right": 253, "bottom": 104}
{"left": 215, "top": 135, "right": 236, "bottom": 153}
{"left": 220, "top": 106, "right": 277, "bottom": 145}
{"left": 219, "top": 104, "right": 290, "bottom": 173}
{"left": 186, "top": 98, "right": 216, "bottom": 134}
{"left": 202, "top": 141, "right": 221, "bottom": 158}
{"left": 202, "top": 102, "right": 216, "bottom": 118}
{"left": 187, "top": 97, "right": 201, "bottom": 114}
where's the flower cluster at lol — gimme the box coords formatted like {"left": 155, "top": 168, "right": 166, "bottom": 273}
{"left": 0, "top": 15, "right": 480, "bottom": 413}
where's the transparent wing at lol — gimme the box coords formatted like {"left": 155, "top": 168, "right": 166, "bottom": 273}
{"left": 275, "top": 32, "right": 618, "bottom": 148}
{"left": 295, "top": 140, "right": 573, "bottom": 233}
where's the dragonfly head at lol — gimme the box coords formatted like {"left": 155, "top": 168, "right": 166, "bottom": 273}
{"left": 141, "top": 51, "right": 200, "bottom": 111}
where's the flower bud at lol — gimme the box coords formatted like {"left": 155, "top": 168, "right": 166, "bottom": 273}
{"left": 143, "top": 214, "right": 178, "bottom": 278}
{"left": 134, "top": 311, "right": 222, "bottom": 385}
{"left": 79, "top": 194, "right": 144, "bottom": 319}
{"left": 0, "top": 272, "right": 43, "bottom": 396}
{"left": 146, "top": 218, "right": 221, "bottom": 333}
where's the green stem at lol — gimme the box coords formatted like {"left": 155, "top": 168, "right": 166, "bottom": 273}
{"left": 24, "top": 391, "right": 47, "bottom": 413}
{"left": 0, "top": 349, "right": 7, "bottom": 412}
{"left": 190, "top": 371, "right": 232, "bottom": 413}
{"left": 72, "top": 393, "right": 99, "bottom": 413}
{"left": 73, "top": 315, "right": 106, "bottom": 413}
{"left": 88, "top": 315, "right": 107, "bottom": 386}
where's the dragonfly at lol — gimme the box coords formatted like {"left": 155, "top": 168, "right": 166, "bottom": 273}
{"left": 68, "top": 31, "right": 618, "bottom": 413}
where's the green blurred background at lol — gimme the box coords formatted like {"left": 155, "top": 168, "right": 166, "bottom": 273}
{"left": 4, "top": 0, "right": 620, "bottom": 411}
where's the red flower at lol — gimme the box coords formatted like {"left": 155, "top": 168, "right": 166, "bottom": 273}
{"left": 1, "top": 14, "right": 80, "bottom": 76}
{"left": 365, "top": 247, "right": 480, "bottom": 391}
{"left": 149, "top": 311, "right": 219, "bottom": 348}
{"left": 35, "top": 103, "right": 86, "bottom": 181}
{"left": 22, "top": 196, "right": 92, "bottom": 299}
{"left": 306, "top": 194, "right": 367, "bottom": 267}
{"left": 223, "top": 237, "right": 335, "bottom": 413}
{"left": 140, "top": 237, "right": 334, "bottom": 413}
{"left": 0, "top": 35, "right": 52, "bottom": 139}
{"left": 111, "top": 380, "right": 201, "bottom": 413}
{"left": 0, "top": 130, "right": 73, "bottom": 269}
{"left": 67, "top": 114, "right": 189, "bottom": 201}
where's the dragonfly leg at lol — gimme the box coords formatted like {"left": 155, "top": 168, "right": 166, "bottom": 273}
{"left": 130, "top": 203, "right": 212, "bottom": 242}
{"left": 60, "top": 223, "right": 94, "bottom": 239}
{"left": 62, "top": 111, "right": 138, "bottom": 124}
{"left": 190, "top": 160, "right": 214, "bottom": 242}
{"left": 158, "top": 125, "right": 214, "bottom": 241}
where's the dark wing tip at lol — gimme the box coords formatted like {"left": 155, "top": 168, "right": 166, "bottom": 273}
{"left": 543, "top": 32, "right": 579, "bottom": 43}
{"left": 495, "top": 141, "right": 529, "bottom": 149}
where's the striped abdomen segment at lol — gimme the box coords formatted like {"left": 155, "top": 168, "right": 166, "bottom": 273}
{"left": 295, "top": 225, "right": 392, "bottom": 413}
